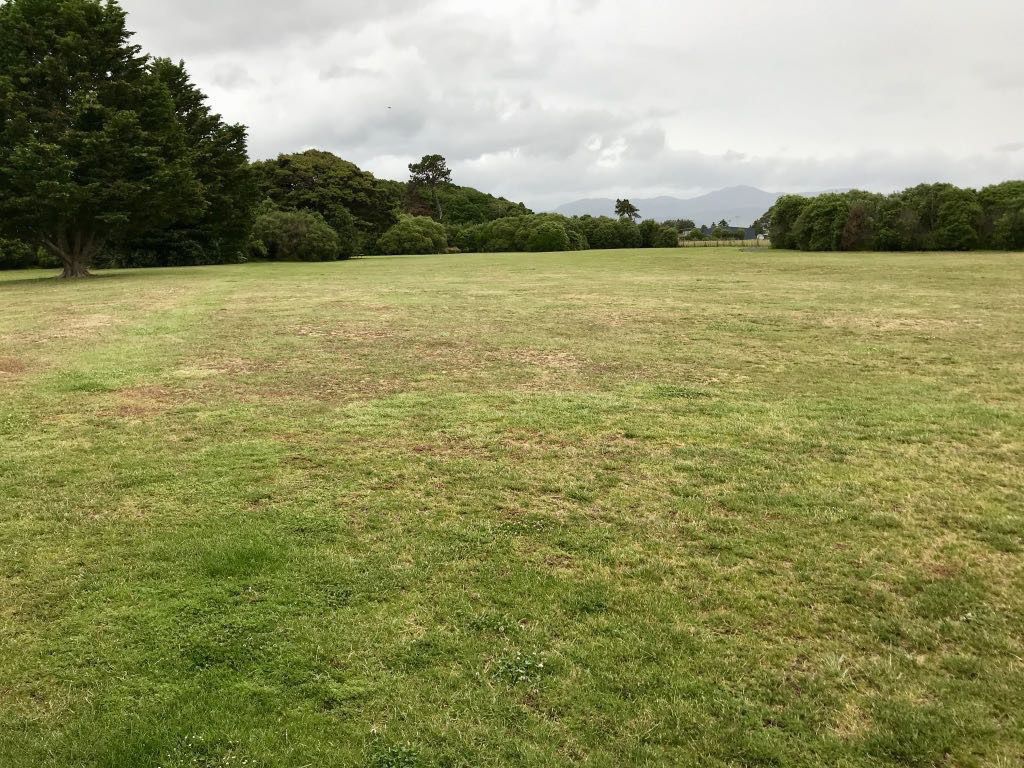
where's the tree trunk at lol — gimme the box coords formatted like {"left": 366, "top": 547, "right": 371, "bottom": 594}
{"left": 433, "top": 188, "right": 443, "bottom": 221}
{"left": 60, "top": 252, "right": 92, "bottom": 279}
{"left": 45, "top": 230, "right": 97, "bottom": 279}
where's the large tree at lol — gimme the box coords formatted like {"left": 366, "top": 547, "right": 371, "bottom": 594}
{"left": 408, "top": 154, "right": 452, "bottom": 221}
{"left": 0, "top": 0, "right": 203, "bottom": 277}
{"left": 252, "top": 150, "right": 399, "bottom": 257}
{"left": 116, "top": 59, "right": 258, "bottom": 267}
{"left": 615, "top": 198, "right": 640, "bottom": 223}
{"left": 767, "top": 195, "right": 810, "bottom": 249}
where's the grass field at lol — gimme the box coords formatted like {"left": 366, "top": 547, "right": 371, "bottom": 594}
{"left": 1, "top": 249, "right": 1022, "bottom": 767}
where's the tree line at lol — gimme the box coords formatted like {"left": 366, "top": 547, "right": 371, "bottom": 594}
{"left": 766, "top": 184, "right": 1024, "bottom": 252}
{"left": 0, "top": 0, "right": 538, "bottom": 275}
{"left": 6, "top": 1, "right": 1021, "bottom": 277}
{"left": 0, "top": 0, "right": 704, "bottom": 275}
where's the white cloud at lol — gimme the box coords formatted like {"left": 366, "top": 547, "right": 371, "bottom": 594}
{"left": 121, "top": 0, "right": 1024, "bottom": 209}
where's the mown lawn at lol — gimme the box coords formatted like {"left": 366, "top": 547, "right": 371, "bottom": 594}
{"left": 1, "top": 249, "right": 1022, "bottom": 767}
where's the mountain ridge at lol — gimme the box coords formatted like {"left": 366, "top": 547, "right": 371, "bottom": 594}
{"left": 553, "top": 185, "right": 783, "bottom": 226}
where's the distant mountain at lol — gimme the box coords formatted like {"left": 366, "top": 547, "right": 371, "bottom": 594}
{"left": 554, "top": 186, "right": 782, "bottom": 227}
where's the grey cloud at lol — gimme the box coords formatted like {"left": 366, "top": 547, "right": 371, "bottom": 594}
{"left": 319, "top": 65, "right": 384, "bottom": 82}
{"left": 210, "top": 63, "right": 257, "bottom": 91}
{"left": 995, "top": 141, "right": 1024, "bottom": 153}
{"left": 122, "top": 0, "right": 441, "bottom": 55}
{"left": 118, "top": 0, "right": 1024, "bottom": 209}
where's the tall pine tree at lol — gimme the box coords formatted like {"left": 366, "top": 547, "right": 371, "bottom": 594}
{"left": 115, "top": 59, "right": 257, "bottom": 267}
{"left": 0, "top": 0, "right": 252, "bottom": 277}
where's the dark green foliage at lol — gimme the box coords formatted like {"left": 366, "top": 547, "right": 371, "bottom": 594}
{"left": 455, "top": 214, "right": 584, "bottom": 253}
{"left": 767, "top": 195, "right": 811, "bottom": 249}
{"left": 381, "top": 177, "right": 532, "bottom": 230}
{"left": 615, "top": 198, "right": 641, "bottom": 222}
{"left": 765, "top": 183, "right": 1020, "bottom": 251}
{"left": 252, "top": 150, "right": 398, "bottom": 257}
{"left": 0, "top": 237, "right": 39, "bottom": 269}
{"left": 526, "top": 221, "right": 572, "bottom": 252}
{"left": 654, "top": 228, "right": 679, "bottom": 248}
{"left": 840, "top": 198, "right": 881, "bottom": 251}
{"left": 639, "top": 219, "right": 680, "bottom": 248}
{"left": 446, "top": 214, "right": 664, "bottom": 253}
{"left": 584, "top": 217, "right": 643, "bottom": 250}
{"left": 750, "top": 212, "right": 770, "bottom": 236}
{"left": 408, "top": 154, "right": 452, "bottom": 221}
{"left": 378, "top": 216, "right": 448, "bottom": 255}
{"left": 565, "top": 227, "right": 589, "bottom": 251}
{"left": 932, "top": 186, "right": 983, "bottom": 250}
{"left": 979, "top": 181, "right": 1024, "bottom": 249}
{"left": 791, "top": 194, "right": 851, "bottom": 251}
{"left": 436, "top": 186, "right": 531, "bottom": 226}
{"left": 110, "top": 59, "right": 258, "bottom": 268}
{"left": 0, "top": 0, "right": 204, "bottom": 277}
{"left": 662, "top": 218, "right": 696, "bottom": 233}
{"left": 711, "top": 225, "right": 746, "bottom": 241}
{"left": 250, "top": 208, "right": 341, "bottom": 262}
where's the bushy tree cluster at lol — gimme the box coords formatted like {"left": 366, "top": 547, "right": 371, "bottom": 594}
{"left": 449, "top": 214, "right": 679, "bottom": 253}
{"left": 639, "top": 220, "right": 682, "bottom": 247}
{"left": 0, "top": 0, "right": 254, "bottom": 276}
{"left": 249, "top": 207, "right": 341, "bottom": 262}
{"left": 378, "top": 216, "right": 448, "bottom": 255}
{"left": 767, "top": 183, "right": 1024, "bottom": 251}
{"left": 436, "top": 187, "right": 531, "bottom": 227}
{"left": 0, "top": 237, "right": 40, "bottom": 270}
{"left": 102, "top": 59, "right": 258, "bottom": 268}
{"left": 575, "top": 216, "right": 676, "bottom": 250}
{"left": 662, "top": 219, "right": 697, "bottom": 233}
{"left": 0, "top": 1, "right": 552, "bottom": 274}
{"left": 453, "top": 214, "right": 584, "bottom": 253}
{"left": 251, "top": 150, "right": 400, "bottom": 259}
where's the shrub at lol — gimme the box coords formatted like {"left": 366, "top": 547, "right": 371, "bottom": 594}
{"left": 251, "top": 209, "right": 342, "bottom": 262}
{"left": 639, "top": 219, "right": 679, "bottom": 247}
{"left": 768, "top": 195, "right": 811, "bottom": 249}
{"left": 455, "top": 214, "right": 583, "bottom": 253}
{"left": 791, "top": 195, "right": 851, "bottom": 251}
{"left": 526, "top": 221, "right": 571, "bottom": 252}
{"left": 587, "top": 219, "right": 641, "bottom": 249}
{"left": 653, "top": 225, "right": 680, "bottom": 248}
{"left": 566, "top": 228, "right": 589, "bottom": 250}
{"left": 0, "top": 238, "right": 39, "bottom": 270}
{"left": 378, "top": 216, "right": 448, "bottom": 255}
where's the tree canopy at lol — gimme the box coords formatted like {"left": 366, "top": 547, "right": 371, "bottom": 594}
{"left": 615, "top": 199, "right": 641, "bottom": 223}
{"left": 764, "top": 183, "right": 1019, "bottom": 252}
{"left": 111, "top": 58, "right": 257, "bottom": 267}
{"left": 408, "top": 154, "right": 453, "bottom": 221}
{"left": 252, "top": 150, "right": 400, "bottom": 259}
{"left": 378, "top": 216, "right": 448, "bottom": 255}
{"left": 250, "top": 206, "right": 342, "bottom": 262}
{"left": 0, "top": 0, "right": 204, "bottom": 277}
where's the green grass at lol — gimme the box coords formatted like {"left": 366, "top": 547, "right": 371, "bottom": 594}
{"left": 1, "top": 249, "right": 1022, "bottom": 767}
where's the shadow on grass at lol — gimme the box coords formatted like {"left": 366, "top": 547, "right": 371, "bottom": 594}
{"left": 0, "top": 270, "right": 138, "bottom": 289}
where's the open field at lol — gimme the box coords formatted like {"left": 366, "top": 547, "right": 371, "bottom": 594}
{"left": 1, "top": 249, "right": 1022, "bottom": 767}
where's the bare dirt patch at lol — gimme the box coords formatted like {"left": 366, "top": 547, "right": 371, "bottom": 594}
{"left": 111, "top": 384, "right": 192, "bottom": 419}
{"left": 43, "top": 314, "right": 116, "bottom": 340}
{"left": 791, "top": 310, "right": 977, "bottom": 334}
{"left": 292, "top": 324, "right": 394, "bottom": 342}
{"left": 0, "top": 356, "right": 28, "bottom": 375}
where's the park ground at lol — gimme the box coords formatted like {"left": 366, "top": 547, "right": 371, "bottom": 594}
{"left": 1, "top": 249, "right": 1022, "bottom": 767}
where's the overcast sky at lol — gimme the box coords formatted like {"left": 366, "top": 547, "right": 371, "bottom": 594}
{"left": 120, "top": 0, "right": 1024, "bottom": 210}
